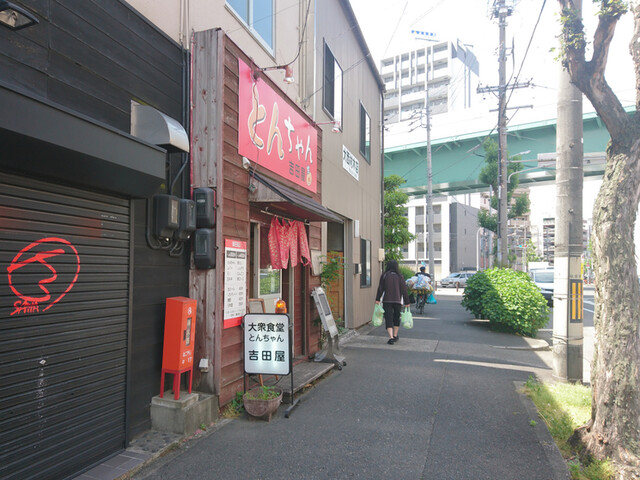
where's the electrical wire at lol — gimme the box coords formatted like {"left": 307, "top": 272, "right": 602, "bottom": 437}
{"left": 283, "top": 0, "right": 313, "bottom": 67}
{"left": 382, "top": 1, "right": 409, "bottom": 59}
{"left": 505, "top": 0, "right": 547, "bottom": 107}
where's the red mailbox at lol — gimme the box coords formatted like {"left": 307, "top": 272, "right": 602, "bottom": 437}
{"left": 160, "top": 296, "right": 197, "bottom": 400}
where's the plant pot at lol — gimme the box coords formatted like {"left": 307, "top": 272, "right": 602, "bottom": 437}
{"left": 243, "top": 387, "right": 283, "bottom": 421}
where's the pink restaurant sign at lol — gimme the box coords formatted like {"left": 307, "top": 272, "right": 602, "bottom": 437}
{"left": 238, "top": 59, "right": 318, "bottom": 193}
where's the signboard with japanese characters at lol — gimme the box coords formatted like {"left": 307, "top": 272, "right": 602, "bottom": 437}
{"left": 243, "top": 313, "right": 291, "bottom": 376}
{"left": 342, "top": 145, "right": 359, "bottom": 181}
{"left": 238, "top": 58, "right": 318, "bottom": 193}
{"left": 224, "top": 239, "right": 247, "bottom": 329}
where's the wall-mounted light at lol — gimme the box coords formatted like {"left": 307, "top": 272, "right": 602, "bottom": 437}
{"left": 316, "top": 120, "right": 341, "bottom": 134}
{"left": 0, "top": 1, "right": 39, "bottom": 30}
{"left": 254, "top": 64, "right": 294, "bottom": 84}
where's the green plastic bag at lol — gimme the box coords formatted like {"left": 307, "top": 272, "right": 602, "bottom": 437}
{"left": 401, "top": 308, "right": 413, "bottom": 329}
{"left": 372, "top": 303, "right": 384, "bottom": 327}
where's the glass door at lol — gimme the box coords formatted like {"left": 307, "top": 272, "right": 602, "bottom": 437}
{"left": 259, "top": 267, "right": 281, "bottom": 313}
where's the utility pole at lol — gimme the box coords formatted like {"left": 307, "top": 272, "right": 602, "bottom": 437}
{"left": 477, "top": 1, "right": 528, "bottom": 265}
{"left": 426, "top": 84, "right": 435, "bottom": 280}
{"left": 553, "top": 0, "right": 583, "bottom": 382}
{"left": 497, "top": 0, "right": 508, "bottom": 265}
{"left": 414, "top": 32, "right": 438, "bottom": 280}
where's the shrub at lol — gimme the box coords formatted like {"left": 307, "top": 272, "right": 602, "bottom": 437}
{"left": 461, "top": 270, "right": 491, "bottom": 318}
{"left": 462, "top": 268, "right": 549, "bottom": 337}
{"left": 399, "top": 265, "right": 416, "bottom": 280}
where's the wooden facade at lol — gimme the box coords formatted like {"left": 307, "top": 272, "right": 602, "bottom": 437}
{"left": 191, "top": 30, "right": 326, "bottom": 406}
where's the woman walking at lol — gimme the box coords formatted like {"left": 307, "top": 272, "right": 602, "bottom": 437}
{"left": 375, "top": 260, "right": 410, "bottom": 344}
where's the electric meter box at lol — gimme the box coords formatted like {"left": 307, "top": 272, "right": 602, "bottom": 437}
{"left": 175, "top": 199, "right": 196, "bottom": 240}
{"left": 193, "top": 187, "right": 216, "bottom": 228}
{"left": 162, "top": 297, "right": 197, "bottom": 371}
{"left": 154, "top": 194, "right": 180, "bottom": 239}
{"left": 194, "top": 228, "right": 216, "bottom": 269}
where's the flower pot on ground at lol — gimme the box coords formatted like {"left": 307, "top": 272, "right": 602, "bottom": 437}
{"left": 242, "top": 386, "right": 283, "bottom": 421}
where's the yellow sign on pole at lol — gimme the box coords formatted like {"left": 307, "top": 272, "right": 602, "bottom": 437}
{"left": 570, "top": 279, "right": 583, "bottom": 322}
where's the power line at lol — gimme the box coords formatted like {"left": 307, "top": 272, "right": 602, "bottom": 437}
{"left": 382, "top": 1, "right": 409, "bottom": 59}
{"left": 505, "top": 0, "right": 547, "bottom": 107}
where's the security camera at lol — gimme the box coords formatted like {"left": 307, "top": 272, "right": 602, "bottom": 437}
{"left": 242, "top": 156, "right": 251, "bottom": 170}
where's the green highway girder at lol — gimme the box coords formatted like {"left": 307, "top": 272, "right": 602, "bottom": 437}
{"left": 384, "top": 109, "right": 632, "bottom": 198}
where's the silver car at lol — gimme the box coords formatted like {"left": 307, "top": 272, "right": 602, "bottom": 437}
{"left": 440, "top": 272, "right": 475, "bottom": 288}
{"left": 531, "top": 269, "right": 554, "bottom": 306}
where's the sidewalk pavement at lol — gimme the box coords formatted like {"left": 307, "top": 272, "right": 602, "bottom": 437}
{"left": 77, "top": 294, "right": 568, "bottom": 480}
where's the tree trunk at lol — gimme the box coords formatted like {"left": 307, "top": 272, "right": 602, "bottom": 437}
{"left": 577, "top": 143, "right": 640, "bottom": 476}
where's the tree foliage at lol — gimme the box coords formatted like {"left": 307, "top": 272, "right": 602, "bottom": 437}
{"left": 477, "top": 138, "right": 530, "bottom": 232}
{"left": 383, "top": 175, "right": 415, "bottom": 262}
{"left": 558, "top": 0, "right": 639, "bottom": 476}
{"left": 525, "top": 239, "right": 542, "bottom": 264}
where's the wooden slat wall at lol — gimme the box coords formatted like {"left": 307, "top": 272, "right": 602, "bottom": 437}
{"left": 0, "top": 0, "right": 183, "bottom": 131}
{"left": 215, "top": 35, "right": 326, "bottom": 405}
{"left": 217, "top": 37, "right": 250, "bottom": 406}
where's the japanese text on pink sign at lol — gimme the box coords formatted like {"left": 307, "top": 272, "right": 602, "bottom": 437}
{"left": 238, "top": 59, "right": 318, "bottom": 193}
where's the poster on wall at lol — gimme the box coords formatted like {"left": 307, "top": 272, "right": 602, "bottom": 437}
{"left": 224, "top": 239, "right": 247, "bottom": 329}
{"left": 237, "top": 58, "right": 318, "bottom": 193}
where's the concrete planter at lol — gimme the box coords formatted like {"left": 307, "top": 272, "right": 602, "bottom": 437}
{"left": 243, "top": 387, "right": 283, "bottom": 421}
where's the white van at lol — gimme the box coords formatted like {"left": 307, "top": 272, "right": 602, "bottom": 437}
{"left": 531, "top": 268, "right": 554, "bottom": 306}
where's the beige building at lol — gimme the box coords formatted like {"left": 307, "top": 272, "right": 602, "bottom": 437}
{"left": 127, "top": 0, "right": 384, "bottom": 404}
{"left": 309, "top": 1, "right": 385, "bottom": 328}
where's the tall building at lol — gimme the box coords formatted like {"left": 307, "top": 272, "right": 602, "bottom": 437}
{"left": 404, "top": 195, "right": 448, "bottom": 278}
{"left": 380, "top": 37, "right": 479, "bottom": 125}
{"left": 543, "top": 217, "right": 556, "bottom": 263}
{"left": 449, "top": 202, "right": 481, "bottom": 273}
{"left": 403, "top": 196, "right": 480, "bottom": 279}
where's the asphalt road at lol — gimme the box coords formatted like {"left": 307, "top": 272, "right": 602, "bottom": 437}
{"left": 131, "top": 292, "right": 568, "bottom": 480}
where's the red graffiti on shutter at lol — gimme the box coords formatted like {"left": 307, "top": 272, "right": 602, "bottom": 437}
{"left": 7, "top": 237, "right": 81, "bottom": 315}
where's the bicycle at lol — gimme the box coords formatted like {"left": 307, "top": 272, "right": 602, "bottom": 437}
{"left": 412, "top": 288, "right": 430, "bottom": 315}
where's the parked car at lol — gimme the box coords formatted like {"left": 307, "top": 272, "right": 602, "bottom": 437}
{"left": 531, "top": 268, "right": 554, "bottom": 306}
{"left": 440, "top": 272, "right": 475, "bottom": 288}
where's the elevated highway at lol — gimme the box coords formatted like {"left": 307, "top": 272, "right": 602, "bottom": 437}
{"left": 383, "top": 110, "right": 626, "bottom": 196}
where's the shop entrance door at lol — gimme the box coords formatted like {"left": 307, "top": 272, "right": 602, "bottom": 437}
{"left": 250, "top": 221, "right": 294, "bottom": 318}
{"left": 259, "top": 266, "right": 281, "bottom": 313}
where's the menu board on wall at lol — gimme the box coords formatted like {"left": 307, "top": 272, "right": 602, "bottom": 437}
{"left": 224, "top": 239, "right": 247, "bottom": 329}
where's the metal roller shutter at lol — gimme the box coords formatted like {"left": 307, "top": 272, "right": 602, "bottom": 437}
{"left": 0, "top": 173, "right": 130, "bottom": 480}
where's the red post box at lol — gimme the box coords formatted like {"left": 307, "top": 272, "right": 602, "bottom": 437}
{"left": 160, "top": 297, "right": 197, "bottom": 400}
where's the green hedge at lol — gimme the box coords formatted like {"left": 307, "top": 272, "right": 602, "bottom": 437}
{"left": 462, "top": 268, "right": 549, "bottom": 337}
{"left": 399, "top": 265, "right": 416, "bottom": 280}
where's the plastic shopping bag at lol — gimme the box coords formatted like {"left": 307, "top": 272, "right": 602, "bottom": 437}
{"left": 372, "top": 303, "right": 384, "bottom": 327}
{"left": 401, "top": 308, "right": 413, "bottom": 329}
{"left": 427, "top": 293, "right": 437, "bottom": 304}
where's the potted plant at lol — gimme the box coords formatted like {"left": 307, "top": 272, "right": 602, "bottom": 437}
{"left": 242, "top": 385, "right": 283, "bottom": 421}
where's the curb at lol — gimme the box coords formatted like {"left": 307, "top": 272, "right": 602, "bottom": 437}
{"left": 119, "top": 419, "right": 234, "bottom": 479}
{"left": 493, "top": 338, "right": 551, "bottom": 351}
{"left": 515, "top": 381, "right": 570, "bottom": 480}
